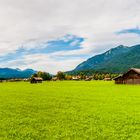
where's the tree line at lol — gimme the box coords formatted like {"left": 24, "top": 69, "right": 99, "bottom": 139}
{"left": 31, "top": 71, "right": 119, "bottom": 81}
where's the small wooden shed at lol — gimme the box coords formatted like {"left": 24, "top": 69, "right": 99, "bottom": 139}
{"left": 30, "top": 77, "right": 43, "bottom": 83}
{"left": 114, "top": 68, "right": 140, "bottom": 84}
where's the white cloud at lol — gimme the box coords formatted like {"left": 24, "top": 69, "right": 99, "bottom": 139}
{"left": 0, "top": 0, "right": 140, "bottom": 73}
{"left": 0, "top": 53, "right": 85, "bottom": 74}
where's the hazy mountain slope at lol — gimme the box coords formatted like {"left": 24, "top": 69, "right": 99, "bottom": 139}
{"left": 0, "top": 68, "right": 36, "bottom": 79}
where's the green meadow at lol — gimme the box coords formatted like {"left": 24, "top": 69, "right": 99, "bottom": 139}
{"left": 0, "top": 81, "right": 140, "bottom": 140}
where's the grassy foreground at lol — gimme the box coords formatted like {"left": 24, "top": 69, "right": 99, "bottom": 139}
{"left": 0, "top": 81, "right": 140, "bottom": 140}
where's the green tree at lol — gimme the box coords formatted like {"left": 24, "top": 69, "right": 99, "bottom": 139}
{"left": 56, "top": 71, "right": 65, "bottom": 80}
{"left": 79, "top": 72, "right": 86, "bottom": 80}
{"left": 105, "top": 74, "right": 110, "bottom": 78}
{"left": 32, "top": 71, "right": 52, "bottom": 81}
{"left": 31, "top": 73, "right": 38, "bottom": 78}
{"left": 65, "top": 75, "right": 72, "bottom": 80}
{"left": 93, "top": 74, "right": 99, "bottom": 80}
{"left": 42, "top": 73, "right": 52, "bottom": 81}
{"left": 98, "top": 74, "right": 104, "bottom": 80}
{"left": 37, "top": 71, "right": 52, "bottom": 81}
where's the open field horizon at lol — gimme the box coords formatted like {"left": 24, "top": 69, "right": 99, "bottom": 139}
{"left": 0, "top": 81, "right": 140, "bottom": 139}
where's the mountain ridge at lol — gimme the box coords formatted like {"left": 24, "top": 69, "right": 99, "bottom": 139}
{"left": 73, "top": 44, "right": 140, "bottom": 74}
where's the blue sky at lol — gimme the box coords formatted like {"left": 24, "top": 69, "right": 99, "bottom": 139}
{"left": 117, "top": 27, "right": 140, "bottom": 35}
{"left": 27, "top": 35, "right": 84, "bottom": 54}
{"left": 0, "top": 34, "right": 86, "bottom": 61}
{"left": 0, "top": 0, "right": 140, "bottom": 73}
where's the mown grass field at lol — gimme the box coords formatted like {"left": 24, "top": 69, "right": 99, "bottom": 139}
{"left": 0, "top": 81, "right": 140, "bottom": 140}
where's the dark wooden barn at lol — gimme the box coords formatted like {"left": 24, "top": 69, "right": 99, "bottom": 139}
{"left": 30, "top": 77, "right": 43, "bottom": 83}
{"left": 114, "top": 68, "right": 140, "bottom": 84}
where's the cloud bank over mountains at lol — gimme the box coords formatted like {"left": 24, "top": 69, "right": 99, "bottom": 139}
{"left": 0, "top": 0, "right": 140, "bottom": 73}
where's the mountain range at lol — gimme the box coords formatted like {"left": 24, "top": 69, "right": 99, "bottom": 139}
{"left": 72, "top": 44, "right": 140, "bottom": 74}
{"left": 1, "top": 44, "right": 140, "bottom": 78}
{"left": 0, "top": 68, "right": 36, "bottom": 79}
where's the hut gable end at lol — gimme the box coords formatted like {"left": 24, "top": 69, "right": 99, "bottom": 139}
{"left": 114, "top": 68, "right": 140, "bottom": 84}
{"left": 123, "top": 69, "right": 140, "bottom": 79}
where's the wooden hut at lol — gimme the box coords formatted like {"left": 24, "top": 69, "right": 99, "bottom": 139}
{"left": 30, "top": 77, "right": 43, "bottom": 83}
{"left": 52, "top": 77, "right": 57, "bottom": 81}
{"left": 114, "top": 68, "right": 140, "bottom": 84}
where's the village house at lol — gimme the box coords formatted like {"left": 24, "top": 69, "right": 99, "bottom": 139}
{"left": 85, "top": 76, "right": 93, "bottom": 81}
{"left": 114, "top": 68, "right": 140, "bottom": 84}
{"left": 104, "top": 77, "right": 112, "bottom": 81}
{"left": 72, "top": 76, "right": 81, "bottom": 81}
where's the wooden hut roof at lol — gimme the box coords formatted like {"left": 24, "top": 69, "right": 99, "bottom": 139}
{"left": 114, "top": 68, "right": 140, "bottom": 80}
{"left": 33, "top": 77, "right": 43, "bottom": 81}
{"left": 113, "top": 75, "right": 123, "bottom": 80}
{"left": 129, "top": 68, "right": 140, "bottom": 74}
